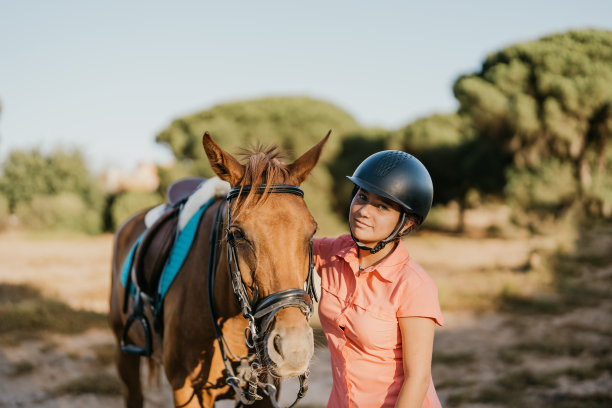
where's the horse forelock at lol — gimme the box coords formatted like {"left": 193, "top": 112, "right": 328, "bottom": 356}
{"left": 232, "top": 145, "right": 292, "bottom": 216}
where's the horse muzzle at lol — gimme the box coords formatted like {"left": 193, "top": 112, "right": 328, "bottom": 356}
{"left": 263, "top": 309, "right": 314, "bottom": 377}
{"left": 253, "top": 289, "right": 314, "bottom": 377}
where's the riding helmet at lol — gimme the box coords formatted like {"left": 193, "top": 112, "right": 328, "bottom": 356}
{"left": 347, "top": 150, "right": 434, "bottom": 222}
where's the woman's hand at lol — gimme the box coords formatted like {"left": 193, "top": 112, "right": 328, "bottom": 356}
{"left": 395, "top": 317, "right": 435, "bottom": 408}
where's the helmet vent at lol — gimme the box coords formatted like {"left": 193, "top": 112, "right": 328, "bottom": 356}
{"left": 374, "top": 151, "right": 407, "bottom": 177}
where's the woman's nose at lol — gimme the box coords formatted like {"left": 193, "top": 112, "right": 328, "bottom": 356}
{"left": 356, "top": 203, "right": 372, "bottom": 217}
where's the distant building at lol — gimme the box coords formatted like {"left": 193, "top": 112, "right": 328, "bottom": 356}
{"left": 101, "top": 163, "right": 160, "bottom": 194}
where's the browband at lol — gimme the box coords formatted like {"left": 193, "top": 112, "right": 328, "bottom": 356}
{"left": 227, "top": 184, "right": 304, "bottom": 200}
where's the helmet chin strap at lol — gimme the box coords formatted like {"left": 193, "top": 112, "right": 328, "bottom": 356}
{"left": 350, "top": 212, "right": 407, "bottom": 254}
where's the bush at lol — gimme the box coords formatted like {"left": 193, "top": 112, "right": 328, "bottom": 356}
{"left": 506, "top": 158, "right": 577, "bottom": 213}
{"left": 14, "top": 193, "right": 102, "bottom": 234}
{"left": 0, "top": 194, "right": 9, "bottom": 230}
{"left": 326, "top": 130, "right": 390, "bottom": 220}
{"left": 110, "top": 191, "right": 162, "bottom": 230}
{"left": 0, "top": 148, "right": 104, "bottom": 212}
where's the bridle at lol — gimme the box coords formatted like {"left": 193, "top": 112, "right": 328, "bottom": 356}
{"left": 207, "top": 183, "right": 318, "bottom": 407}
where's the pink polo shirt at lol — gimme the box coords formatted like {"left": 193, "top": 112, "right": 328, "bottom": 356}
{"left": 313, "top": 235, "right": 444, "bottom": 408}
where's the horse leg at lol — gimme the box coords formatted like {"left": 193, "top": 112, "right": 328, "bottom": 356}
{"left": 171, "top": 377, "right": 215, "bottom": 408}
{"left": 116, "top": 350, "right": 144, "bottom": 408}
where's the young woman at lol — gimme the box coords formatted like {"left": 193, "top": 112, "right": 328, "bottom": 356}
{"left": 313, "top": 151, "right": 444, "bottom": 408}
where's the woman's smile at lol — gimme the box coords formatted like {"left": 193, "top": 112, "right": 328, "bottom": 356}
{"left": 354, "top": 218, "right": 371, "bottom": 229}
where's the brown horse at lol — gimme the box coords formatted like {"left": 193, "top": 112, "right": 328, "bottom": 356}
{"left": 109, "top": 132, "right": 328, "bottom": 408}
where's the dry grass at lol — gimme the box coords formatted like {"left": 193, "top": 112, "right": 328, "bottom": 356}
{"left": 92, "top": 343, "right": 117, "bottom": 366}
{"left": 0, "top": 283, "right": 108, "bottom": 345}
{"left": 0, "top": 219, "right": 611, "bottom": 407}
{"left": 434, "top": 222, "right": 612, "bottom": 407}
{"left": 8, "top": 360, "right": 35, "bottom": 377}
{"left": 51, "top": 372, "right": 123, "bottom": 396}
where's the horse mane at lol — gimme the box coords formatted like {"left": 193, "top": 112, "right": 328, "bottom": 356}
{"left": 232, "top": 144, "right": 291, "bottom": 216}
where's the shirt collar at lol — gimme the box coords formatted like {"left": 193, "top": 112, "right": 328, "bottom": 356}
{"left": 336, "top": 238, "right": 410, "bottom": 282}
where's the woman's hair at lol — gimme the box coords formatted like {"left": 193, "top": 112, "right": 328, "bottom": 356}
{"left": 398, "top": 212, "right": 423, "bottom": 237}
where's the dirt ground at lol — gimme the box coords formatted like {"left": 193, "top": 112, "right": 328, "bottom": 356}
{"left": 0, "top": 220, "right": 610, "bottom": 407}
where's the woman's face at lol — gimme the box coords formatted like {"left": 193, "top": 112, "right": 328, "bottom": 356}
{"left": 349, "top": 188, "right": 407, "bottom": 247}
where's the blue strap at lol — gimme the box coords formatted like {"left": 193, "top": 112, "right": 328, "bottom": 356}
{"left": 120, "top": 231, "right": 145, "bottom": 297}
{"left": 156, "top": 198, "right": 215, "bottom": 308}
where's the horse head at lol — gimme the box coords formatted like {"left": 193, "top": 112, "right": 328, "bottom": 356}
{"left": 202, "top": 131, "right": 329, "bottom": 378}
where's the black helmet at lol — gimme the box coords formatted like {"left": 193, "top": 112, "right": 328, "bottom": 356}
{"left": 347, "top": 150, "right": 433, "bottom": 221}
{"left": 347, "top": 151, "right": 433, "bottom": 254}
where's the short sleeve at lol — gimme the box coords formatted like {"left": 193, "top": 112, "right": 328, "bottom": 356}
{"left": 396, "top": 273, "right": 444, "bottom": 326}
{"left": 312, "top": 237, "right": 336, "bottom": 277}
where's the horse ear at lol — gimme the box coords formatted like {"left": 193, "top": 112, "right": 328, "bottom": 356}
{"left": 288, "top": 130, "right": 331, "bottom": 185}
{"left": 202, "top": 132, "right": 245, "bottom": 186}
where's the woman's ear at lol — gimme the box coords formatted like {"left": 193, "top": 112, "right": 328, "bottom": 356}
{"left": 400, "top": 215, "right": 415, "bottom": 234}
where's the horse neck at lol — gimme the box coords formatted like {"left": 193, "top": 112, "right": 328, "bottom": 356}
{"left": 211, "top": 213, "right": 242, "bottom": 319}
{"left": 214, "top": 247, "right": 241, "bottom": 318}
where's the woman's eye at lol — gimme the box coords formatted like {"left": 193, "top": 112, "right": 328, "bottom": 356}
{"left": 357, "top": 193, "right": 367, "bottom": 200}
{"left": 377, "top": 204, "right": 388, "bottom": 210}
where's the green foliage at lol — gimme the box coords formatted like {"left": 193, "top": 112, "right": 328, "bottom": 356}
{"left": 302, "top": 165, "right": 348, "bottom": 236}
{"left": 0, "top": 148, "right": 106, "bottom": 234}
{"left": 156, "top": 96, "right": 362, "bottom": 232}
{"left": 156, "top": 161, "right": 199, "bottom": 197}
{"left": 326, "top": 129, "right": 390, "bottom": 219}
{"left": 0, "top": 149, "right": 104, "bottom": 211}
{"left": 395, "top": 113, "right": 470, "bottom": 150}
{"left": 0, "top": 194, "right": 9, "bottom": 230}
{"left": 395, "top": 113, "right": 510, "bottom": 230}
{"left": 454, "top": 29, "right": 612, "bottom": 220}
{"left": 110, "top": 191, "right": 162, "bottom": 229}
{"left": 583, "top": 141, "right": 612, "bottom": 218}
{"left": 156, "top": 96, "right": 361, "bottom": 164}
{"left": 14, "top": 193, "right": 103, "bottom": 234}
{"left": 396, "top": 114, "right": 469, "bottom": 207}
{"left": 0, "top": 149, "right": 48, "bottom": 211}
{"left": 505, "top": 158, "right": 577, "bottom": 213}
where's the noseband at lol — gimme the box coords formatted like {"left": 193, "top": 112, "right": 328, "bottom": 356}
{"left": 207, "top": 183, "right": 317, "bottom": 407}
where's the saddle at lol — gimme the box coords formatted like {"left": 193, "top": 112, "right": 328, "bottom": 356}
{"left": 122, "top": 177, "right": 234, "bottom": 356}
{"left": 132, "top": 177, "right": 206, "bottom": 298}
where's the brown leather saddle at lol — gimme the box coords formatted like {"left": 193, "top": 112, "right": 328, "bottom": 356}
{"left": 132, "top": 177, "right": 206, "bottom": 298}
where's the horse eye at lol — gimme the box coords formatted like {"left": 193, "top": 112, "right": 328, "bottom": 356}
{"left": 229, "top": 228, "right": 246, "bottom": 241}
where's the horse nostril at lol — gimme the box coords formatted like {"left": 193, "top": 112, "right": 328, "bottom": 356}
{"left": 273, "top": 334, "right": 283, "bottom": 358}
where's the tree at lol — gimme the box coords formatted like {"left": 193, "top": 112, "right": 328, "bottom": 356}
{"left": 156, "top": 97, "right": 363, "bottom": 233}
{"left": 0, "top": 149, "right": 103, "bottom": 211}
{"left": 326, "top": 129, "right": 390, "bottom": 219}
{"left": 453, "top": 29, "right": 612, "bottom": 220}
{"left": 156, "top": 96, "right": 361, "bottom": 167}
{"left": 395, "top": 113, "right": 509, "bottom": 231}
{"left": 0, "top": 149, "right": 48, "bottom": 212}
{"left": 110, "top": 191, "right": 161, "bottom": 229}
{"left": 0, "top": 148, "right": 105, "bottom": 232}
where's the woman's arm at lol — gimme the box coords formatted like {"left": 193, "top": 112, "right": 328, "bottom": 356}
{"left": 395, "top": 317, "right": 436, "bottom": 408}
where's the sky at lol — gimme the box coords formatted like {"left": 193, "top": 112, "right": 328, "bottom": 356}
{"left": 1, "top": 1, "right": 611, "bottom": 172}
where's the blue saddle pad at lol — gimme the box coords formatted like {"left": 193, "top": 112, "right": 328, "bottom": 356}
{"left": 120, "top": 198, "right": 215, "bottom": 308}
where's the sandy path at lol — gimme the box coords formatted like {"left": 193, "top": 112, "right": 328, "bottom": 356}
{"left": 1, "top": 229, "right": 609, "bottom": 407}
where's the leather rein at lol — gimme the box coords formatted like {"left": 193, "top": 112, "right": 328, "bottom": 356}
{"left": 207, "top": 184, "right": 318, "bottom": 407}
